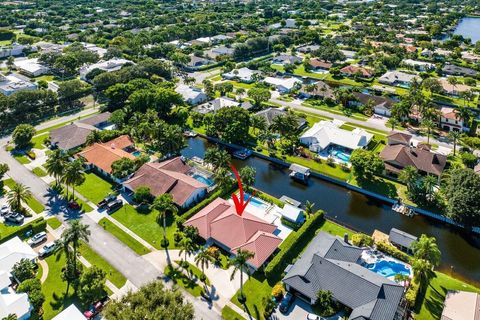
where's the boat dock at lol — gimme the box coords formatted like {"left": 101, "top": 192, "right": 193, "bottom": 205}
{"left": 279, "top": 195, "right": 301, "bottom": 207}
{"left": 232, "top": 148, "right": 253, "bottom": 160}
{"left": 289, "top": 164, "right": 311, "bottom": 182}
{"left": 392, "top": 202, "right": 415, "bottom": 217}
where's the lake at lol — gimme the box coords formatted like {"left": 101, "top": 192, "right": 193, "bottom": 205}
{"left": 182, "top": 137, "right": 480, "bottom": 285}
{"left": 453, "top": 17, "right": 480, "bottom": 43}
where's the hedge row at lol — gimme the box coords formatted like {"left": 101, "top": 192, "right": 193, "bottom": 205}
{"left": 376, "top": 241, "right": 411, "bottom": 263}
{"left": 0, "top": 217, "right": 47, "bottom": 244}
{"left": 265, "top": 210, "right": 325, "bottom": 282}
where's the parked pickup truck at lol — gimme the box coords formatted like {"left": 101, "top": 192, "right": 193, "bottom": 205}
{"left": 106, "top": 199, "right": 123, "bottom": 214}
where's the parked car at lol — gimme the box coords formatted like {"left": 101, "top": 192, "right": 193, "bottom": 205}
{"left": 106, "top": 199, "right": 123, "bottom": 213}
{"left": 307, "top": 313, "right": 324, "bottom": 320}
{"left": 1, "top": 205, "right": 9, "bottom": 216}
{"left": 27, "top": 231, "right": 47, "bottom": 246}
{"left": 279, "top": 292, "right": 294, "bottom": 314}
{"left": 4, "top": 212, "right": 24, "bottom": 224}
{"left": 98, "top": 194, "right": 117, "bottom": 208}
{"left": 39, "top": 242, "right": 57, "bottom": 257}
{"left": 84, "top": 297, "right": 108, "bottom": 319}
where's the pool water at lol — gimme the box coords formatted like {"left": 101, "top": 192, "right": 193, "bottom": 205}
{"left": 243, "top": 193, "right": 269, "bottom": 209}
{"left": 192, "top": 174, "right": 214, "bottom": 186}
{"left": 132, "top": 151, "right": 142, "bottom": 157}
{"left": 333, "top": 150, "right": 350, "bottom": 162}
{"left": 367, "top": 260, "right": 411, "bottom": 278}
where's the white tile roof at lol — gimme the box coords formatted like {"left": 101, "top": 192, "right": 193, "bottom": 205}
{"left": 0, "top": 237, "right": 38, "bottom": 274}
{"left": 52, "top": 304, "right": 86, "bottom": 320}
{"left": 300, "top": 121, "right": 373, "bottom": 150}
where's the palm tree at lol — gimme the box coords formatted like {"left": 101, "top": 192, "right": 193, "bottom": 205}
{"left": 258, "top": 129, "right": 276, "bottom": 149}
{"left": 421, "top": 119, "right": 435, "bottom": 144}
{"left": 386, "top": 117, "right": 399, "bottom": 131}
{"left": 391, "top": 102, "right": 412, "bottom": 122}
{"left": 7, "top": 183, "right": 32, "bottom": 213}
{"left": 456, "top": 106, "right": 472, "bottom": 127}
{"left": 304, "top": 200, "right": 315, "bottom": 219}
{"left": 411, "top": 234, "right": 441, "bottom": 267}
{"left": 422, "top": 175, "right": 437, "bottom": 202}
{"left": 44, "top": 149, "right": 69, "bottom": 186}
{"left": 214, "top": 167, "right": 232, "bottom": 191}
{"left": 250, "top": 115, "right": 267, "bottom": 135}
{"left": 412, "top": 258, "right": 434, "bottom": 288}
{"left": 447, "top": 77, "right": 458, "bottom": 95}
{"left": 461, "top": 90, "right": 474, "bottom": 107}
{"left": 62, "top": 159, "right": 85, "bottom": 200}
{"left": 447, "top": 130, "right": 461, "bottom": 156}
{"left": 204, "top": 146, "right": 231, "bottom": 170}
{"left": 6, "top": 56, "right": 14, "bottom": 72}
{"left": 230, "top": 249, "right": 255, "bottom": 302}
{"left": 194, "top": 246, "right": 214, "bottom": 284}
{"left": 178, "top": 236, "right": 196, "bottom": 277}
{"left": 153, "top": 194, "right": 178, "bottom": 251}
{"left": 61, "top": 220, "right": 90, "bottom": 277}
{"left": 399, "top": 166, "right": 419, "bottom": 196}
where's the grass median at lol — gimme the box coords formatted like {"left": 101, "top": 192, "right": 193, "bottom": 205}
{"left": 98, "top": 218, "right": 151, "bottom": 255}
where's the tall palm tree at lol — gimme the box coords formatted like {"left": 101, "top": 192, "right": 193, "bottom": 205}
{"left": 421, "top": 119, "right": 435, "bottom": 144}
{"left": 178, "top": 236, "right": 196, "bottom": 277}
{"left": 44, "top": 149, "right": 69, "bottom": 186}
{"left": 62, "top": 159, "right": 85, "bottom": 200}
{"left": 214, "top": 167, "right": 232, "bottom": 191}
{"left": 230, "top": 249, "right": 255, "bottom": 302}
{"left": 447, "top": 77, "right": 458, "bottom": 95}
{"left": 422, "top": 175, "right": 437, "bottom": 202}
{"left": 412, "top": 258, "right": 434, "bottom": 289}
{"left": 456, "top": 106, "right": 472, "bottom": 127}
{"left": 250, "top": 115, "right": 267, "bottom": 135}
{"left": 7, "top": 183, "right": 32, "bottom": 213}
{"left": 304, "top": 200, "right": 315, "bottom": 219}
{"left": 258, "top": 129, "right": 276, "bottom": 149}
{"left": 204, "top": 146, "right": 231, "bottom": 170}
{"left": 386, "top": 117, "right": 399, "bottom": 131}
{"left": 399, "top": 166, "right": 419, "bottom": 196}
{"left": 61, "top": 220, "right": 90, "bottom": 277}
{"left": 411, "top": 234, "right": 441, "bottom": 267}
{"left": 153, "top": 194, "right": 178, "bottom": 251}
{"left": 194, "top": 246, "right": 214, "bottom": 284}
{"left": 447, "top": 130, "right": 462, "bottom": 156}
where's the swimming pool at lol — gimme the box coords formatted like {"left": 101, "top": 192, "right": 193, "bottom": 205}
{"left": 332, "top": 150, "right": 351, "bottom": 162}
{"left": 243, "top": 193, "right": 270, "bottom": 209}
{"left": 132, "top": 151, "right": 142, "bottom": 157}
{"left": 367, "top": 260, "right": 411, "bottom": 278}
{"left": 192, "top": 174, "right": 214, "bottom": 186}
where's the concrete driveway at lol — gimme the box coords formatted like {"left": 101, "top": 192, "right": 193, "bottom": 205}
{"left": 273, "top": 298, "right": 313, "bottom": 320}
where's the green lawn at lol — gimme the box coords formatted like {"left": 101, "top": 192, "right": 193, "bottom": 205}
{"left": 78, "top": 242, "right": 127, "bottom": 288}
{"left": 302, "top": 100, "right": 369, "bottom": 121}
{"left": 31, "top": 133, "right": 49, "bottom": 149}
{"left": 46, "top": 217, "right": 62, "bottom": 230}
{"left": 164, "top": 261, "right": 210, "bottom": 297}
{"left": 75, "top": 172, "right": 116, "bottom": 204}
{"left": 0, "top": 217, "right": 44, "bottom": 243}
{"left": 222, "top": 306, "right": 245, "bottom": 320}
{"left": 225, "top": 81, "right": 255, "bottom": 90}
{"left": 98, "top": 218, "right": 151, "bottom": 255}
{"left": 415, "top": 272, "right": 480, "bottom": 320}
{"left": 32, "top": 166, "right": 48, "bottom": 177}
{"left": 319, "top": 219, "right": 354, "bottom": 238}
{"left": 42, "top": 254, "right": 83, "bottom": 320}
{"left": 56, "top": 184, "right": 94, "bottom": 212}
{"left": 111, "top": 204, "right": 177, "bottom": 249}
{"left": 13, "top": 153, "right": 31, "bottom": 164}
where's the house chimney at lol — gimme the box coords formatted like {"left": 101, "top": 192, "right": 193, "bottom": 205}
{"left": 344, "top": 233, "right": 349, "bottom": 244}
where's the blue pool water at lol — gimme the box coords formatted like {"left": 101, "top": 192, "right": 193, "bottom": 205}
{"left": 132, "top": 151, "right": 142, "bottom": 157}
{"left": 333, "top": 151, "right": 351, "bottom": 162}
{"left": 367, "top": 260, "right": 411, "bottom": 278}
{"left": 192, "top": 174, "right": 214, "bottom": 186}
{"left": 243, "top": 193, "right": 269, "bottom": 209}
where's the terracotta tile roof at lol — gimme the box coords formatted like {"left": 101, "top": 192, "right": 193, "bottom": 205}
{"left": 77, "top": 135, "right": 135, "bottom": 173}
{"left": 387, "top": 132, "right": 412, "bottom": 145}
{"left": 340, "top": 65, "right": 374, "bottom": 77}
{"left": 380, "top": 145, "right": 447, "bottom": 176}
{"left": 440, "top": 107, "right": 459, "bottom": 120}
{"left": 185, "top": 198, "right": 281, "bottom": 268}
{"left": 123, "top": 157, "right": 206, "bottom": 206}
{"left": 309, "top": 58, "right": 332, "bottom": 69}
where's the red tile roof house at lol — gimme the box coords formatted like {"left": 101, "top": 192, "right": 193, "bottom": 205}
{"left": 184, "top": 198, "right": 282, "bottom": 269}
{"left": 123, "top": 157, "right": 208, "bottom": 208}
{"left": 339, "top": 65, "right": 374, "bottom": 78}
{"left": 76, "top": 135, "right": 136, "bottom": 183}
{"left": 439, "top": 107, "right": 467, "bottom": 132}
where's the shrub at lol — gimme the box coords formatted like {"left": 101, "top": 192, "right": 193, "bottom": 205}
{"left": 405, "top": 281, "right": 419, "bottom": 307}
{"left": 0, "top": 218, "right": 46, "bottom": 243}
{"left": 351, "top": 233, "right": 373, "bottom": 247}
{"left": 326, "top": 157, "right": 336, "bottom": 167}
{"left": 271, "top": 283, "right": 285, "bottom": 300}
{"left": 26, "top": 151, "right": 36, "bottom": 160}
{"left": 376, "top": 241, "right": 411, "bottom": 263}
{"left": 340, "top": 164, "right": 351, "bottom": 172}
{"left": 264, "top": 210, "right": 325, "bottom": 282}
{"left": 280, "top": 217, "right": 301, "bottom": 231}
{"left": 207, "top": 246, "right": 220, "bottom": 261}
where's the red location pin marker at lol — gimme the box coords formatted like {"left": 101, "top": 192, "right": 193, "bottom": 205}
{"left": 230, "top": 164, "right": 256, "bottom": 216}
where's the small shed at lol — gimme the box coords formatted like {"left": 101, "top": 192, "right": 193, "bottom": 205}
{"left": 280, "top": 204, "right": 305, "bottom": 224}
{"left": 389, "top": 228, "right": 417, "bottom": 254}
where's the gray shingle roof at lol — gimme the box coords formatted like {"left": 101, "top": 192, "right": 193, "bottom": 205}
{"left": 254, "top": 108, "right": 306, "bottom": 128}
{"left": 389, "top": 228, "right": 417, "bottom": 249}
{"left": 283, "top": 232, "right": 404, "bottom": 320}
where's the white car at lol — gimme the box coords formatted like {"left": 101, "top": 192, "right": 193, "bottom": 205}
{"left": 0, "top": 205, "right": 9, "bottom": 216}
{"left": 306, "top": 314, "right": 323, "bottom": 320}
{"left": 27, "top": 232, "right": 47, "bottom": 246}
{"left": 39, "top": 242, "right": 57, "bottom": 257}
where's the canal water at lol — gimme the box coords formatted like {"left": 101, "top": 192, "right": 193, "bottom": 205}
{"left": 453, "top": 17, "right": 480, "bottom": 43}
{"left": 182, "top": 137, "right": 480, "bottom": 285}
